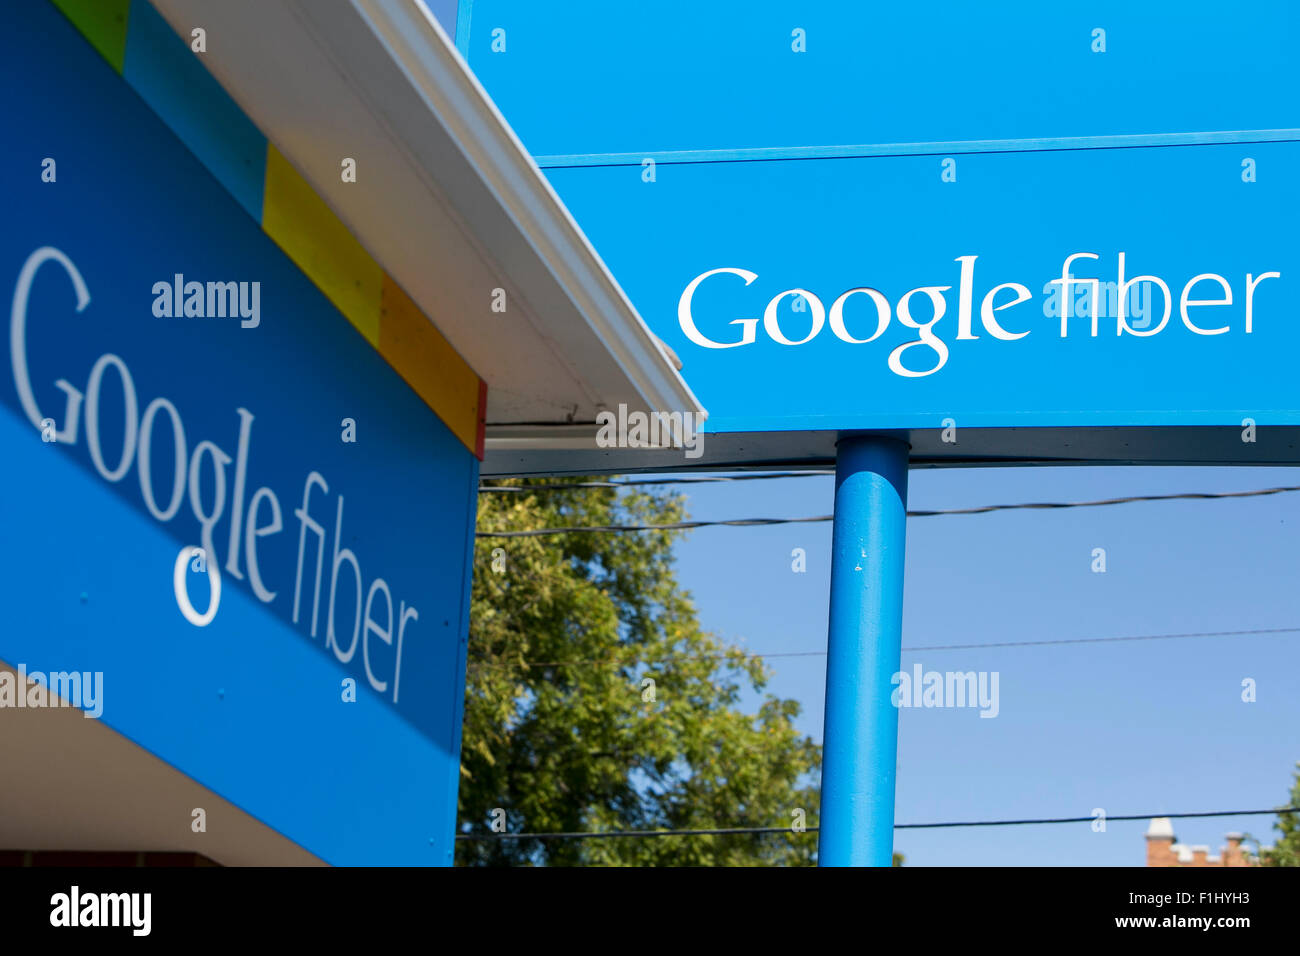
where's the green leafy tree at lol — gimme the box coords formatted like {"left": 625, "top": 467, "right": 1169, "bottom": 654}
{"left": 457, "top": 479, "right": 821, "bottom": 866}
{"left": 1254, "top": 761, "right": 1300, "bottom": 867}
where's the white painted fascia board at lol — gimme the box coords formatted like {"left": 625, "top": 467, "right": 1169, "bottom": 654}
{"left": 480, "top": 425, "right": 842, "bottom": 477}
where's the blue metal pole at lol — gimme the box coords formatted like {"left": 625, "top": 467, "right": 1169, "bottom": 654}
{"left": 818, "top": 433, "right": 910, "bottom": 867}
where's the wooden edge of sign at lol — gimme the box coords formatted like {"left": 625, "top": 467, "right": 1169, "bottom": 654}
{"left": 261, "top": 145, "right": 385, "bottom": 348}
{"left": 379, "top": 277, "right": 487, "bottom": 458}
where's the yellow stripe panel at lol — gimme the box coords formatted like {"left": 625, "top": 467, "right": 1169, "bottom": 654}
{"left": 260, "top": 143, "right": 486, "bottom": 458}
{"left": 379, "top": 277, "right": 485, "bottom": 456}
{"left": 261, "top": 144, "right": 383, "bottom": 346}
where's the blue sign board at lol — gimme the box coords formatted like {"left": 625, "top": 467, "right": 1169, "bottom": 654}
{"left": 468, "top": 1, "right": 1300, "bottom": 442}
{"left": 1, "top": 1, "right": 477, "bottom": 864}
{"left": 467, "top": 0, "right": 1300, "bottom": 157}
{"left": 543, "top": 144, "right": 1296, "bottom": 434}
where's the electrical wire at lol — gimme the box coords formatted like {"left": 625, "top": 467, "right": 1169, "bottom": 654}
{"left": 480, "top": 472, "right": 833, "bottom": 492}
{"left": 470, "top": 483, "right": 1300, "bottom": 844}
{"left": 476, "top": 484, "right": 1300, "bottom": 537}
{"left": 464, "top": 625, "right": 1300, "bottom": 672}
{"left": 455, "top": 807, "right": 1300, "bottom": 840}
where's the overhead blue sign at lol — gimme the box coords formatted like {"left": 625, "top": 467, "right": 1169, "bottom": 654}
{"left": 467, "top": 0, "right": 1299, "bottom": 157}
{"left": 469, "top": 1, "right": 1300, "bottom": 441}
{"left": 1, "top": 1, "right": 476, "bottom": 864}
{"left": 542, "top": 144, "right": 1295, "bottom": 433}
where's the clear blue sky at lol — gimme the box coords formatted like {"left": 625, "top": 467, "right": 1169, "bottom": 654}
{"left": 662, "top": 464, "right": 1300, "bottom": 865}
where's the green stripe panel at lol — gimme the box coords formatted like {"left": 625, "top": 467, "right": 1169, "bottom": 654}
{"left": 51, "top": 0, "right": 130, "bottom": 73}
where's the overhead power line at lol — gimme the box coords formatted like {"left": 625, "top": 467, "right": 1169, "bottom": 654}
{"left": 479, "top": 472, "right": 833, "bottom": 492}
{"left": 465, "top": 624, "right": 1300, "bottom": 672}
{"left": 476, "top": 484, "right": 1300, "bottom": 537}
{"left": 456, "top": 806, "right": 1300, "bottom": 840}
{"left": 903, "top": 625, "right": 1300, "bottom": 652}
{"left": 479, "top": 514, "right": 830, "bottom": 537}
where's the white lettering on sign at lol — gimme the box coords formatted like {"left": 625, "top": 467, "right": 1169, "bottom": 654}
{"left": 677, "top": 253, "right": 1282, "bottom": 378}
{"left": 10, "top": 247, "right": 418, "bottom": 703}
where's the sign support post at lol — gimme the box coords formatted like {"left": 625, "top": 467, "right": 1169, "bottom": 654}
{"left": 818, "top": 433, "right": 910, "bottom": 866}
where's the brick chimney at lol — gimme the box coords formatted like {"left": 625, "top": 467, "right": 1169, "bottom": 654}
{"left": 1145, "top": 817, "right": 1177, "bottom": 867}
{"left": 1222, "top": 833, "right": 1246, "bottom": 866}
